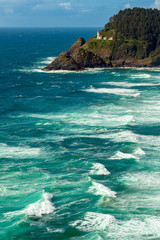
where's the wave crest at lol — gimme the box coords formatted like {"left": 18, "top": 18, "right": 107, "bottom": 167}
{"left": 25, "top": 192, "right": 55, "bottom": 217}
{"left": 90, "top": 163, "right": 110, "bottom": 176}
{"left": 88, "top": 181, "right": 116, "bottom": 198}
{"left": 71, "top": 212, "right": 115, "bottom": 231}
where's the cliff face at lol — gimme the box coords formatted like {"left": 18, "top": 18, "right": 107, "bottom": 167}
{"left": 42, "top": 37, "right": 151, "bottom": 71}
{"left": 42, "top": 38, "right": 109, "bottom": 71}
{"left": 43, "top": 8, "right": 160, "bottom": 71}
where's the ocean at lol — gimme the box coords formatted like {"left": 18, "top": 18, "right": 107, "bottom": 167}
{"left": 0, "top": 28, "right": 160, "bottom": 240}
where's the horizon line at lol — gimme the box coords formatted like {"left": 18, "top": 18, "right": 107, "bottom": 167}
{"left": 0, "top": 26, "right": 103, "bottom": 28}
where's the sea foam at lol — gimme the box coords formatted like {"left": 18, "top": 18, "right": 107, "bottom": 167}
{"left": 120, "top": 172, "right": 160, "bottom": 189}
{"left": 107, "top": 216, "right": 160, "bottom": 239}
{"left": 24, "top": 192, "right": 55, "bottom": 217}
{"left": 4, "top": 192, "right": 55, "bottom": 219}
{"left": 110, "top": 151, "right": 139, "bottom": 160}
{"left": 0, "top": 144, "right": 40, "bottom": 159}
{"left": 90, "top": 163, "right": 110, "bottom": 176}
{"left": 39, "top": 57, "right": 56, "bottom": 65}
{"left": 83, "top": 87, "right": 140, "bottom": 97}
{"left": 106, "top": 130, "right": 138, "bottom": 143}
{"left": 130, "top": 73, "right": 151, "bottom": 79}
{"left": 88, "top": 181, "right": 116, "bottom": 198}
{"left": 134, "top": 147, "right": 145, "bottom": 155}
{"left": 104, "top": 81, "right": 160, "bottom": 87}
{"left": 71, "top": 212, "right": 115, "bottom": 231}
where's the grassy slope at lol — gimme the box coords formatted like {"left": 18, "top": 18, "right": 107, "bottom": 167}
{"left": 81, "top": 29, "right": 153, "bottom": 64}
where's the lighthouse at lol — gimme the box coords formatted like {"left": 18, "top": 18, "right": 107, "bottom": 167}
{"left": 97, "top": 29, "right": 100, "bottom": 39}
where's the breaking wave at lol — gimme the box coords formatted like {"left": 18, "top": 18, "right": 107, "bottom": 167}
{"left": 130, "top": 73, "right": 151, "bottom": 79}
{"left": 90, "top": 163, "right": 110, "bottom": 176}
{"left": 24, "top": 192, "right": 55, "bottom": 217}
{"left": 110, "top": 151, "right": 139, "bottom": 160}
{"left": 107, "top": 216, "right": 160, "bottom": 239}
{"left": 4, "top": 192, "right": 55, "bottom": 219}
{"left": 134, "top": 147, "right": 145, "bottom": 155}
{"left": 104, "top": 81, "right": 160, "bottom": 87}
{"left": 88, "top": 181, "right": 116, "bottom": 198}
{"left": 0, "top": 143, "right": 40, "bottom": 159}
{"left": 83, "top": 87, "right": 140, "bottom": 97}
{"left": 106, "top": 130, "right": 138, "bottom": 143}
{"left": 39, "top": 57, "right": 56, "bottom": 65}
{"left": 120, "top": 172, "right": 160, "bottom": 189}
{"left": 71, "top": 212, "right": 115, "bottom": 231}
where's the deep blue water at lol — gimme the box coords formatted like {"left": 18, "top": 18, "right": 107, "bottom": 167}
{"left": 1, "top": 28, "right": 160, "bottom": 240}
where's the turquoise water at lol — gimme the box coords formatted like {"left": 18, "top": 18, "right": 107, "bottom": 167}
{"left": 1, "top": 28, "right": 160, "bottom": 239}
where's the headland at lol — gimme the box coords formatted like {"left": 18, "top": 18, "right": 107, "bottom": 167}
{"left": 43, "top": 8, "right": 160, "bottom": 71}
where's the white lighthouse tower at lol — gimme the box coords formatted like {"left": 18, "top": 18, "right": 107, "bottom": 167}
{"left": 97, "top": 29, "right": 100, "bottom": 39}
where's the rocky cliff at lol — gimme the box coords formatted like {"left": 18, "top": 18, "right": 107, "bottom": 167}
{"left": 42, "top": 37, "right": 109, "bottom": 71}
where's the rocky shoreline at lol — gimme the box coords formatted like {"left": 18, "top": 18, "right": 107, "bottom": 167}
{"left": 42, "top": 37, "right": 155, "bottom": 72}
{"left": 42, "top": 37, "right": 109, "bottom": 71}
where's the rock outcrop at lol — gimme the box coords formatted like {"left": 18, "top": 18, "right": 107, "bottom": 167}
{"left": 42, "top": 37, "right": 109, "bottom": 71}
{"left": 111, "top": 58, "right": 152, "bottom": 68}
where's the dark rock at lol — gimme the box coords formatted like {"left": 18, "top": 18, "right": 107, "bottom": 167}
{"left": 42, "top": 52, "right": 81, "bottom": 71}
{"left": 67, "top": 37, "right": 86, "bottom": 55}
{"left": 79, "top": 49, "right": 107, "bottom": 68}
{"left": 42, "top": 38, "right": 107, "bottom": 71}
{"left": 112, "top": 58, "right": 152, "bottom": 68}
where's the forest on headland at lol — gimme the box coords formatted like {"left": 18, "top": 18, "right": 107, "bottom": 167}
{"left": 104, "top": 8, "right": 160, "bottom": 58}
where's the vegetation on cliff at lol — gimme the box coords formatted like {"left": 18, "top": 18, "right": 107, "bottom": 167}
{"left": 82, "top": 8, "right": 160, "bottom": 66}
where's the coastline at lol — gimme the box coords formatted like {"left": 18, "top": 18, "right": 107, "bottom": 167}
{"left": 41, "top": 66, "right": 160, "bottom": 73}
{"left": 42, "top": 37, "right": 159, "bottom": 72}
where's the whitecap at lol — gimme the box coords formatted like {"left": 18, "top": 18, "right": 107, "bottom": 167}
{"left": 120, "top": 172, "right": 160, "bottom": 189}
{"left": 36, "top": 82, "right": 44, "bottom": 85}
{"left": 71, "top": 212, "right": 115, "bottom": 231}
{"left": 103, "top": 81, "right": 160, "bottom": 87}
{"left": 83, "top": 87, "right": 140, "bottom": 97}
{"left": 39, "top": 57, "right": 56, "bottom": 65}
{"left": 18, "top": 68, "right": 44, "bottom": 73}
{"left": 107, "top": 130, "right": 138, "bottom": 143}
{"left": 26, "top": 113, "right": 67, "bottom": 120}
{"left": 97, "top": 195, "right": 115, "bottom": 208}
{"left": 25, "top": 192, "right": 55, "bottom": 217}
{"left": 75, "top": 233, "right": 103, "bottom": 240}
{"left": 130, "top": 73, "right": 151, "bottom": 79}
{"left": 0, "top": 144, "right": 40, "bottom": 159}
{"left": 0, "top": 186, "right": 20, "bottom": 197}
{"left": 134, "top": 147, "right": 145, "bottom": 155}
{"left": 90, "top": 163, "right": 110, "bottom": 176}
{"left": 108, "top": 115, "right": 135, "bottom": 126}
{"left": 107, "top": 216, "right": 160, "bottom": 239}
{"left": 4, "top": 192, "right": 55, "bottom": 219}
{"left": 88, "top": 181, "right": 116, "bottom": 198}
{"left": 110, "top": 151, "right": 139, "bottom": 160}
{"left": 47, "top": 228, "right": 64, "bottom": 233}
{"left": 41, "top": 69, "right": 75, "bottom": 74}
{"left": 43, "top": 122, "right": 52, "bottom": 126}
{"left": 82, "top": 68, "right": 106, "bottom": 73}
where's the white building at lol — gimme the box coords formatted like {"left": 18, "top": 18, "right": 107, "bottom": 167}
{"left": 97, "top": 30, "right": 113, "bottom": 40}
{"left": 97, "top": 30, "right": 102, "bottom": 39}
{"left": 97, "top": 29, "right": 100, "bottom": 39}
